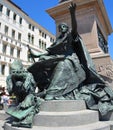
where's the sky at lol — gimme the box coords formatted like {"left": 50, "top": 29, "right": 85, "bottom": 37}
{"left": 12, "top": 0, "right": 113, "bottom": 59}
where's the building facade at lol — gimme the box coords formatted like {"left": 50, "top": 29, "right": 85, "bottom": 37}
{"left": 0, "top": 0, "right": 55, "bottom": 89}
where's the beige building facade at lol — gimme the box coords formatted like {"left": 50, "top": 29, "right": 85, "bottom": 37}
{"left": 0, "top": 0, "right": 55, "bottom": 89}
{"left": 47, "top": 0, "right": 113, "bottom": 85}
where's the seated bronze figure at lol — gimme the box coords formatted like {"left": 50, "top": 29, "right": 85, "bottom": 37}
{"left": 6, "top": 2, "right": 113, "bottom": 128}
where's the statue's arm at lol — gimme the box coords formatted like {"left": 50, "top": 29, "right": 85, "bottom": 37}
{"left": 68, "top": 2, "right": 78, "bottom": 38}
{"left": 27, "top": 44, "right": 48, "bottom": 59}
{"left": 28, "top": 51, "right": 48, "bottom": 58}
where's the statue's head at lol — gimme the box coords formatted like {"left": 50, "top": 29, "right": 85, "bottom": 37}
{"left": 10, "top": 59, "right": 25, "bottom": 74}
{"left": 58, "top": 23, "right": 69, "bottom": 34}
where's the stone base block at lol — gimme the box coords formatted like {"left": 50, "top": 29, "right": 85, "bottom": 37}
{"left": 4, "top": 122, "right": 110, "bottom": 130}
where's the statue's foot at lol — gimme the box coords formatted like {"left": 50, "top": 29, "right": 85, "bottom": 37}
{"left": 45, "top": 95, "right": 65, "bottom": 100}
{"left": 45, "top": 95, "right": 54, "bottom": 100}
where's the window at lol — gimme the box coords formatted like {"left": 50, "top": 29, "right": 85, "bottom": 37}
{"left": 29, "top": 24, "right": 31, "bottom": 29}
{"left": 10, "top": 46, "right": 14, "bottom": 56}
{"left": 19, "top": 17, "right": 22, "bottom": 24}
{"left": 44, "top": 34, "right": 46, "bottom": 39}
{"left": 50, "top": 37, "right": 54, "bottom": 43}
{"left": 1, "top": 64, "right": 5, "bottom": 75}
{"left": 50, "top": 38, "right": 52, "bottom": 42}
{"left": 18, "top": 33, "right": 21, "bottom": 41}
{"left": 28, "top": 33, "right": 34, "bottom": 43}
{"left": 0, "top": 4, "right": 3, "bottom": 12}
{"left": 41, "top": 32, "right": 46, "bottom": 39}
{"left": 39, "top": 30, "right": 41, "bottom": 35}
{"left": 38, "top": 40, "right": 46, "bottom": 50}
{"left": 44, "top": 43, "right": 46, "bottom": 49}
{"left": 28, "top": 24, "right": 35, "bottom": 31}
{"left": 12, "top": 30, "right": 15, "bottom": 39}
{"left": 28, "top": 33, "right": 31, "bottom": 43}
{"left": 4, "top": 25, "right": 8, "bottom": 35}
{"left": 6, "top": 8, "right": 10, "bottom": 17}
{"left": 32, "top": 26, "right": 34, "bottom": 31}
{"left": 39, "top": 39, "right": 41, "bottom": 48}
{"left": 31, "top": 35, "right": 34, "bottom": 44}
{"left": 2, "top": 44, "right": 7, "bottom": 54}
{"left": 13, "top": 13, "right": 17, "bottom": 21}
{"left": 42, "top": 32, "right": 44, "bottom": 37}
{"left": 17, "top": 49, "right": 20, "bottom": 58}
{"left": 0, "top": 22, "right": 1, "bottom": 30}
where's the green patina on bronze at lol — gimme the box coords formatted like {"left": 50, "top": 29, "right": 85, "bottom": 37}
{"left": 6, "top": 59, "right": 43, "bottom": 128}
{"left": 28, "top": 2, "right": 113, "bottom": 117}
{"left": 6, "top": 2, "right": 113, "bottom": 128}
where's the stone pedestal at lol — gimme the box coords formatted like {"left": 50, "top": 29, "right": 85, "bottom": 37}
{"left": 3, "top": 100, "right": 113, "bottom": 130}
{"left": 46, "top": 0, "right": 113, "bottom": 86}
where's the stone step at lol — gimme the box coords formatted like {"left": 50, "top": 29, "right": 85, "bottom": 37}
{"left": 0, "top": 110, "right": 9, "bottom": 121}
{"left": 4, "top": 122, "right": 110, "bottom": 130}
{"left": 0, "top": 120, "right": 5, "bottom": 130}
{"left": 40, "top": 100, "right": 86, "bottom": 112}
{"left": 34, "top": 110, "right": 99, "bottom": 127}
{"left": 105, "top": 121, "right": 113, "bottom": 130}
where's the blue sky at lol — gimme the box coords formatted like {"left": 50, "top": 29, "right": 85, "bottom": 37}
{"left": 12, "top": 0, "right": 113, "bottom": 59}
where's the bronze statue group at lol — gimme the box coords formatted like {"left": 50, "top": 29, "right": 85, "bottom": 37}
{"left": 6, "top": 2, "right": 113, "bottom": 128}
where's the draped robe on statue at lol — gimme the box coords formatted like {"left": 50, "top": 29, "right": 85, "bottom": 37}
{"left": 28, "top": 32, "right": 113, "bottom": 117}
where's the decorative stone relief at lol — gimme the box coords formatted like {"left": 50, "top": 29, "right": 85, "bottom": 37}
{"left": 97, "top": 63, "right": 113, "bottom": 78}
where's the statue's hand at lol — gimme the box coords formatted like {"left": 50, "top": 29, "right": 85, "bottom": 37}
{"left": 28, "top": 51, "right": 31, "bottom": 58}
{"left": 68, "top": 2, "right": 77, "bottom": 14}
{"left": 28, "top": 51, "right": 34, "bottom": 58}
